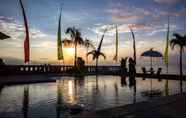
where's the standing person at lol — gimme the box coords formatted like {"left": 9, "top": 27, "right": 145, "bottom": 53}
{"left": 129, "top": 58, "right": 136, "bottom": 79}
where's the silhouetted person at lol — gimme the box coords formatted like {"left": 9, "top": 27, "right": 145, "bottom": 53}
{"left": 120, "top": 57, "right": 128, "bottom": 75}
{"left": 129, "top": 58, "right": 136, "bottom": 79}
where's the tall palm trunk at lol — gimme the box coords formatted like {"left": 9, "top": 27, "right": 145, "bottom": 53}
{"left": 96, "top": 58, "right": 98, "bottom": 73}
{"left": 180, "top": 46, "right": 183, "bottom": 93}
{"left": 74, "top": 42, "right": 77, "bottom": 67}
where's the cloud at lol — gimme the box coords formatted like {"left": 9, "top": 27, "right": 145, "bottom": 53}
{"left": 154, "top": 0, "right": 181, "bottom": 4}
{"left": 0, "top": 16, "right": 50, "bottom": 41}
{"left": 0, "top": 16, "right": 57, "bottom": 62}
{"left": 0, "top": 16, "right": 55, "bottom": 47}
{"left": 106, "top": 6, "right": 152, "bottom": 22}
{"left": 159, "top": 7, "right": 186, "bottom": 17}
{"left": 90, "top": 23, "right": 155, "bottom": 37}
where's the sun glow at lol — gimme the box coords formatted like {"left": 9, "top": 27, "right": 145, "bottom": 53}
{"left": 64, "top": 47, "right": 75, "bottom": 57}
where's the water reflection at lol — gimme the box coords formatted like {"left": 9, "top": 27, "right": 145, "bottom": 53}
{"left": 22, "top": 85, "right": 29, "bottom": 118}
{"left": 120, "top": 76, "right": 136, "bottom": 104}
{"left": 120, "top": 76, "right": 127, "bottom": 87}
{"left": 180, "top": 79, "right": 183, "bottom": 94}
{"left": 56, "top": 79, "right": 68, "bottom": 118}
{"left": 0, "top": 76, "right": 185, "bottom": 118}
{"left": 68, "top": 80, "right": 75, "bottom": 104}
{"left": 0, "top": 84, "right": 4, "bottom": 95}
{"left": 132, "top": 79, "right": 136, "bottom": 104}
{"left": 165, "top": 80, "right": 169, "bottom": 96}
{"left": 114, "top": 80, "right": 119, "bottom": 105}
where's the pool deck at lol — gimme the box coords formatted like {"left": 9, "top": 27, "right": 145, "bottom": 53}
{"left": 74, "top": 92, "right": 186, "bottom": 118}
{"left": 0, "top": 74, "right": 185, "bottom": 85}
{"left": 0, "top": 75, "right": 56, "bottom": 85}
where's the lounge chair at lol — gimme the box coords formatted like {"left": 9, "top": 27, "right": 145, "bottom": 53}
{"left": 157, "top": 68, "right": 162, "bottom": 81}
{"left": 141, "top": 67, "right": 146, "bottom": 80}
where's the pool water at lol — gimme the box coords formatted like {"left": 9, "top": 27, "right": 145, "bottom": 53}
{"left": 0, "top": 75, "right": 185, "bottom": 118}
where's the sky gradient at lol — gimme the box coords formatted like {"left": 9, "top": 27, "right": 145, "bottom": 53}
{"left": 0, "top": 0, "right": 186, "bottom": 71}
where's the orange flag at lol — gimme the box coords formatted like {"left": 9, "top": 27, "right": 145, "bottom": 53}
{"left": 19, "top": 0, "right": 30, "bottom": 63}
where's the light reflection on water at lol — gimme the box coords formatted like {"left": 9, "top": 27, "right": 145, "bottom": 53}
{"left": 0, "top": 75, "right": 185, "bottom": 118}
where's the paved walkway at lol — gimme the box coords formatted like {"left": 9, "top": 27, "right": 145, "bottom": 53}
{"left": 0, "top": 75, "right": 55, "bottom": 85}
{"left": 74, "top": 93, "right": 186, "bottom": 118}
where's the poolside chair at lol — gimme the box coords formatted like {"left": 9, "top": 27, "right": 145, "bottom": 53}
{"left": 157, "top": 68, "right": 162, "bottom": 81}
{"left": 141, "top": 67, "right": 146, "bottom": 80}
{"left": 150, "top": 67, "right": 154, "bottom": 75}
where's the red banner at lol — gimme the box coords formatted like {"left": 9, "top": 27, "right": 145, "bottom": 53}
{"left": 19, "top": 0, "right": 30, "bottom": 63}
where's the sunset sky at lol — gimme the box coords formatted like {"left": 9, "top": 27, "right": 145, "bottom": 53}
{"left": 0, "top": 0, "right": 186, "bottom": 66}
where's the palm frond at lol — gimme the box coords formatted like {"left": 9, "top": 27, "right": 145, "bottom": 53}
{"left": 87, "top": 50, "right": 96, "bottom": 56}
{"left": 76, "top": 36, "right": 84, "bottom": 45}
{"left": 65, "top": 27, "right": 76, "bottom": 39}
{"left": 170, "top": 39, "right": 178, "bottom": 49}
{"left": 99, "top": 52, "right": 106, "bottom": 59}
{"left": 87, "top": 50, "right": 97, "bottom": 60}
{"left": 84, "top": 39, "right": 95, "bottom": 49}
{"left": 173, "top": 33, "right": 183, "bottom": 40}
{"left": 62, "top": 39, "right": 73, "bottom": 47}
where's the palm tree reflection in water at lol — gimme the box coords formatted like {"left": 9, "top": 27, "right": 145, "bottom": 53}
{"left": 114, "top": 81, "right": 119, "bottom": 105}
{"left": 22, "top": 85, "right": 29, "bottom": 118}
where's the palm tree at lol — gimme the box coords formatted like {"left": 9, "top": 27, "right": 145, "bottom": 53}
{"left": 170, "top": 33, "right": 186, "bottom": 78}
{"left": 65, "top": 27, "right": 84, "bottom": 67}
{"left": 84, "top": 39, "right": 95, "bottom": 64}
{"left": 87, "top": 29, "right": 107, "bottom": 72}
{"left": 62, "top": 38, "right": 73, "bottom": 47}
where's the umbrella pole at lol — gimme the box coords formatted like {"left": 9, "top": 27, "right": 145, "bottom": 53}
{"left": 150, "top": 57, "right": 152, "bottom": 93}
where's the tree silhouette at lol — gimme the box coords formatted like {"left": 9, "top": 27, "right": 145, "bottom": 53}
{"left": 84, "top": 39, "right": 95, "bottom": 64}
{"left": 170, "top": 33, "right": 186, "bottom": 93}
{"left": 62, "top": 38, "right": 73, "bottom": 47}
{"left": 170, "top": 33, "right": 186, "bottom": 78}
{"left": 65, "top": 27, "right": 84, "bottom": 67}
{"left": 87, "top": 28, "right": 107, "bottom": 72}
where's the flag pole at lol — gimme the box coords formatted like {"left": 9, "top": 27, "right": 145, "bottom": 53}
{"left": 129, "top": 27, "right": 136, "bottom": 65}
{"left": 164, "top": 16, "right": 170, "bottom": 96}
{"left": 164, "top": 16, "right": 170, "bottom": 74}
{"left": 113, "top": 25, "right": 119, "bottom": 62}
{"left": 18, "top": 0, "right": 30, "bottom": 64}
{"left": 57, "top": 6, "right": 64, "bottom": 64}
